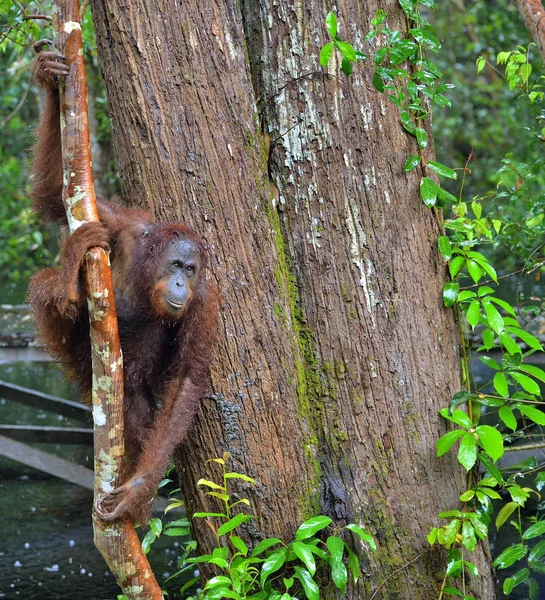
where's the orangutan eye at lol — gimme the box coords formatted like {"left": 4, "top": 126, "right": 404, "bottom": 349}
{"left": 172, "top": 261, "right": 183, "bottom": 269}
{"left": 186, "top": 265, "right": 195, "bottom": 274}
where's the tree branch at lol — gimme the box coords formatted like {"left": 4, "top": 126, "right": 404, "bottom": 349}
{"left": 513, "top": 0, "right": 545, "bottom": 64}
{"left": 52, "top": 0, "right": 162, "bottom": 597}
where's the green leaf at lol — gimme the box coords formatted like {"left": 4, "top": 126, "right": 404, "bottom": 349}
{"left": 521, "top": 62, "right": 532, "bottom": 83}
{"left": 449, "top": 255, "right": 465, "bottom": 278}
{"left": 480, "top": 356, "right": 500, "bottom": 371}
{"left": 476, "top": 56, "right": 486, "bottom": 73}
{"left": 420, "top": 177, "right": 437, "bottom": 206}
{"left": 518, "top": 404, "right": 545, "bottom": 426}
{"left": 510, "top": 328, "right": 543, "bottom": 351}
{"left": 436, "top": 430, "right": 466, "bottom": 457}
{"left": 475, "top": 425, "right": 504, "bottom": 461}
{"left": 295, "top": 516, "right": 332, "bottom": 540}
{"left": 519, "top": 364, "right": 545, "bottom": 383}
{"left": 466, "top": 259, "right": 483, "bottom": 284}
{"left": 197, "top": 478, "right": 225, "bottom": 490}
{"left": 493, "top": 544, "right": 526, "bottom": 569}
{"left": 217, "top": 513, "right": 253, "bottom": 536}
{"left": 292, "top": 542, "right": 316, "bottom": 576}
{"left": 458, "top": 432, "right": 478, "bottom": 471}
{"left": 500, "top": 332, "right": 522, "bottom": 355}
{"left": 482, "top": 328, "right": 495, "bottom": 350}
{"left": 344, "top": 523, "right": 376, "bottom": 550}
{"left": 510, "top": 372, "right": 541, "bottom": 396}
{"left": 427, "top": 161, "right": 457, "bottom": 179}
{"left": 205, "top": 576, "right": 233, "bottom": 590}
{"left": 320, "top": 42, "right": 334, "bottom": 67}
{"left": 442, "top": 408, "right": 472, "bottom": 429}
{"left": 224, "top": 472, "right": 256, "bottom": 483}
{"left": 499, "top": 405, "right": 517, "bottom": 431}
{"left": 192, "top": 512, "right": 227, "bottom": 519}
{"left": 149, "top": 518, "right": 162, "bottom": 536}
{"left": 443, "top": 281, "right": 459, "bottom": 307}
{"left": 373, "top": 71, "right": 385, "bottom": 92}
{"left": 251, "top": 537, "right": 282, "bottom": 557}
{"left": 341, "top": 57, "right": 353, "bottom": 77}
{"left": 231, "top": 536, "right": 249, "bottom": 556}
{"left": 346, "top": 545, "right": 361, "bottom": 584}
{"left": 293, "top": 567, "right": 320, "bottom": 600}
{"left": 438, "top": 236, "right": 452, "bottom": 260}
{"left": 489, "top": 297, "right": 516, "bottom": 316}
{"left": 415, "top": 127, "right": 428, "bottom": 149}
{"left": 523, "top": 521, "right": 545, "bottom": 540}
{"left": 260, "top": 551, "right": 287, "bottom": 587}
{"left": 466, "top": 300, "right": 480, "bottom": 328}
{"left": 483, "top": 301, "right": 504, "bottom": 333}
{"left": 529, "top": 540, "right": 545, "bottom": 562}
{"left": 403, "top": 153, "right": 421, "bottom": 172}
{"left": 325, "top": 11, "right": 338, "bottom": 37}
{"left": 461, "top": 520, "right": 477, "bottom": 552}
{"left": 162, "top": 526, "right": 191, "bottom": 537}
{"left": 327, "top": 536, "right": 347, "bottom": 593}
{"left": 337, "top": 41, "right": 357, "bottom": 62}
{"left": 496, "top": 502, "right": 519, "bottom": 530}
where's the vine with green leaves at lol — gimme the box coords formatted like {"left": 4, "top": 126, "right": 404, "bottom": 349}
{"left": 319, "top": 2, "right": 545, "bottom": 599}
{"left": 138, "top": 455, "right": 375, "bottom": 600}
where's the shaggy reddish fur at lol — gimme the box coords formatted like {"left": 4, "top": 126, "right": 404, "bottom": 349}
{"left": 28, "top": 51, "right": 220, "bottom": 525}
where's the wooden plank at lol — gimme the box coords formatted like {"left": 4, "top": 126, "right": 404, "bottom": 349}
{"left": 0, "top": 379, "right": 89, "bottom": 422}
{"left": 0, "top": 434, "right": 94, "bottom": 490}
{"left": 0, "top": 424, "right": 93, "bottom": 445}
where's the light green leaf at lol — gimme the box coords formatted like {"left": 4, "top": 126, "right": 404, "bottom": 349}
{"left": 483, "top": 301, "right": 504, "bottom": 333}
{"left": 344, "top": 523, "right": 376, "bottom": 550}
{"left": 293, "top": 567, "right": 319, "bottom": 600}
{"left": 346, "top": 545, "right": 360, "bottom": 584}
{"left": 496, "top": 502, "right": 519, "bottom": 530}
{"left": 510, "top": 372, "right": 541, "bottom": 396}
{"left": 427, "top": 161, "right": 457, "bottom": 179}
{"left": 499, "top": 405, "right": 517, "bottom": 431}
{"left": 325, "top": 11, "right": 338, "bottom": 37}
{"left": 224, "top": 472, "right": 256, "bottom": 483}
{"left": 475, "top": 425, "right": 504, "bottom": 461}
{"left": 217, "top": 513, "right": 253, "bottom": 536}
{"left": 519, "top": 364, "right": 545, "bottom": 383}
{"left": 458, "top": 432, "right": 478, "bottom": 471}
{"left": 466, "top": 259, "right": 483, "bottom": 283}
{"left": 295, "top": 516, "right": 332, "bottom": 540}
{"left": 251, "top": 537, "right": 282, "bottom": 557}
{"left": 466, "top": 300, "right": 480, "bottom": 328}
{"left": 337, "top": 41, "right": 357, "bottom": 62}
{"left": 292, "top": 542, "right": 316, "bottom": 576}
{"left": 327, "top": 536, "right": 347, "bottom": 593}
{"left": 260, "top": 551, "right": 287, "bottom": 587}
{"left": 518, "top": 404, "right": 545, "bottom": 426}
{"left": 493, "top": 372, "right": 508, "bottom": 397}
{"left": 500, "top": 332, "right": 522, "bottom": 355}
{"left": 436, "top": 430, "right": 466, "bottom": 457}
{"left": 197, "top": 478, "right": 225, "bottom": 490}
{"left": 449, "top": 255, "right": 465, "bottom": 278}
{"left": 230, "top": 536, "right": 249, "bottom": 556}
{"left": 320, "top": 42, "right": 334, "bottom": 67}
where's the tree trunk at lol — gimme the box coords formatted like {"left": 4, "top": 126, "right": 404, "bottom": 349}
{"left": 90, "top": 0, "right": 496, "bottom": 597}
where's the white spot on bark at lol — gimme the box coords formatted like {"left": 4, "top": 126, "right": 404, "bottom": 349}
{"left": 360, "top": 104, "right": 372, "bottom": 131}
{"left": 93, "top": 404, "right": 106, "bottom": 426}
{"left": 345, "top": 199, "right": 376, "bottom": 326}
{"left": 63, "top": 21, "right": 81, "bottom": 33}
{"left": 384, "top": 189, "right": 391, "bottom": 205}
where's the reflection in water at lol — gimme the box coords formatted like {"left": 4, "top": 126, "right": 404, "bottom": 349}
{"left": 0, "top": 363, "right": 187, "bottom": 599}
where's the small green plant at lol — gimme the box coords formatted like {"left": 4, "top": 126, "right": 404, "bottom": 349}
{"left": 151, "top": 453, "right": 375, "bottom": 599}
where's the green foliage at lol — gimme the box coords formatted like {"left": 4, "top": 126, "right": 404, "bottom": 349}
{"left": 320, "top": 0, "right": 545, "bottom": 597}
{"left": 149, "top": 454, "right": 374, "bottom": 599}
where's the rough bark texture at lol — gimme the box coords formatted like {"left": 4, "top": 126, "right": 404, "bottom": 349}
{"left": 53, "top": 1, "right": 161, "bottom": 597}
{"left": 513, "top": 0, "right": 545, "bottom": 65}
{"left": 90, "top": 0, "right": 496, "bottom": 597}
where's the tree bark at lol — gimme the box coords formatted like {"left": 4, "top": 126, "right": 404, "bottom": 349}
{"left": 90, "top": 0, "right": 496, "bottom": 597}
{"left": 513, "top": 0, "right": 545, "bottom": 65}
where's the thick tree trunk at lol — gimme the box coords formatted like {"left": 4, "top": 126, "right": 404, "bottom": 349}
{"left": 90, "top": 0, "right": 496, "bottom": 597}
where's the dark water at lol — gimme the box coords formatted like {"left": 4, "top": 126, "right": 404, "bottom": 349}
{"left": 0, "top": 362, "right": 190, "bottom": 600}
